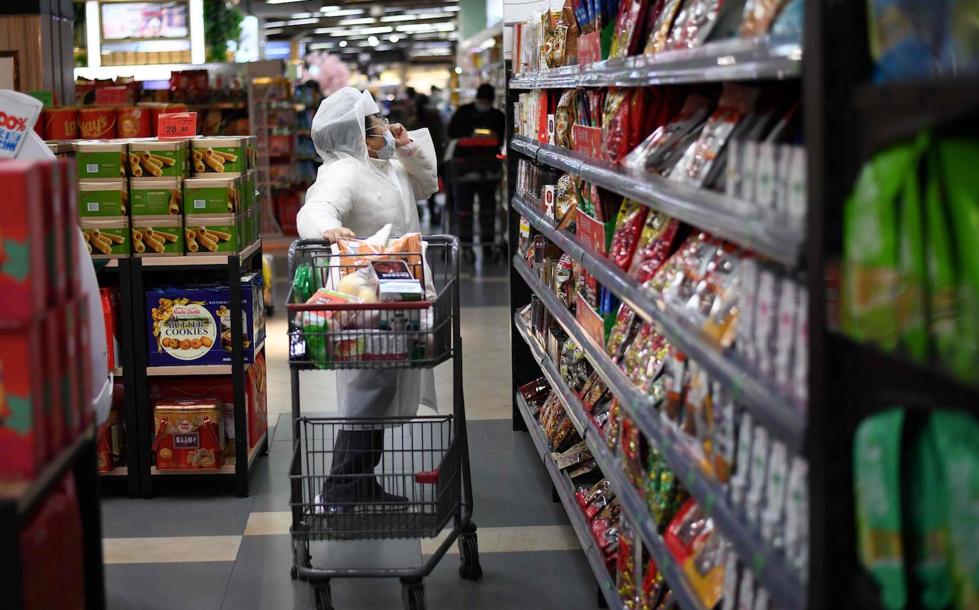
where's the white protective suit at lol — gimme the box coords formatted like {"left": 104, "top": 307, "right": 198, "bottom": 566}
{"left": 297, "top": 87, "right": 439, "bottom": 419}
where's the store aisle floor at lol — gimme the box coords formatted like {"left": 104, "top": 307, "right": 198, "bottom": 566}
{"left": 100, "top": 260, "right": 603, "bottom": 610}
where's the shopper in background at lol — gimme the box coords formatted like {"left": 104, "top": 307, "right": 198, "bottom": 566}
{"left": 297, "top": 87, "right": 439, "bottom": 510}
{"left": 448, "top": 84, "right": 506, "bottom": 260}
{"left": 408, "top": 94, "right": 448, "bottom": 227}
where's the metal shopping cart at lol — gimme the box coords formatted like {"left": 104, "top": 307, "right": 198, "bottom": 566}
{"left": 286, "top": 235, "right": 480, "bottom": 610}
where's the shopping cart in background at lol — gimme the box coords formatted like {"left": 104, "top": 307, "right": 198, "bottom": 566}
{"left": 286, "top": 235, "right": 480, "bottom": 610}
{"left": 444, "top": 135, "right": 505, "bottom": 262}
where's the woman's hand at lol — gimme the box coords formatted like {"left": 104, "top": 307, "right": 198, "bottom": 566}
{"left": 389, "top": 123, "right": 412, "bottom": 148}
{"left": 322, "top": 227, "right": 355, "bottom": 243}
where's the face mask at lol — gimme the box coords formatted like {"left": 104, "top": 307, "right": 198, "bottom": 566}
{"left": 373, "top": 129, "right": 396, "bottom": 160}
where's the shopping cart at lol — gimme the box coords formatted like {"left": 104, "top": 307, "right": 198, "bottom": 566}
{"left": 286, "top": 235, "right": 480, "bottom": 610}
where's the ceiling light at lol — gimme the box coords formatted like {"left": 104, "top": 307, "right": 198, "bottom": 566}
{"left": 264, "top": 20, "right": 285, "bottom": 27}
{"left": 337, "top": 17, "right": 376, "bottom": 25}
{"left": 319, "top": 8, "right": 364, "bottom": 17}
{"left": 368, "top": 36, "right": 379, "bottom": 46}
{"left": 444, "top": 5, "right": 460, "bottom": 11}
{"left": 286, "top": 17, "right": 320, "bottom": 25}
{"left": 289, "top": 12, "right": 313, "bottom": 18}
{"left": 319, "top": 5, "right": 340, "bottom": 11}
{"left": 454, "top": 66, "right": 463, "bottom": 74}
{"left": 379, "top": 12, "right": 454, "bottom": 22}
{"left": 389, "top": 34, "right": 400, "bottom": 43}
{"left": 308, "top": 43, "right": 334, "bottom": 50}
{"left": 395, "top": 22, "right": 455, "bottom": 33}
{"left": 339, "top": 40, "right": 348, "bottom": 47}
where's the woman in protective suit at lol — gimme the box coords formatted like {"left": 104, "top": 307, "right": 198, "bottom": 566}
{"left": 297, "top": 87, "right": 439, "bottom": 511}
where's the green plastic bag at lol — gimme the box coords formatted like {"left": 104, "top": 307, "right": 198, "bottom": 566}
{"left": 937, "top": 138, "right": 979, "bottom": 381}
{"left": 843, "top": 142, "right": 923, "bottom": 349}
{"left": 854, "top": 409, "right": 907, "bottom": 610}
{"left": 929, "top": 411, "right": 979, "bottom": 610}
{"left": 293, "top": 263, "right": 315, "bottom": 303}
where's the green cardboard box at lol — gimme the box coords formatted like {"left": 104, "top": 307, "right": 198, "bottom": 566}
{"left": 132, "top": 216, "right": 184, "bottom": 256}
{"left": 184, "top": 176, "right": 242, "bottom": 215}
{"left": 75, "top": 141, "right": 127, "bottom": 179}
{"left": 81, "top": 218, "right": 130, "bottom": 258}
{"left": 78, "top": 180, "right": 127, "bottom": 217}
{"left": 131, "top": 177, "right": 182, "bottom": 216}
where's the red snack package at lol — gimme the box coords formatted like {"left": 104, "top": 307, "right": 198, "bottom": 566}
{"left": 609, "top": 199, "right": 649, "bottom": 271}
{"left": 664, "top": 498, "right": 710, "bottom": 564}
{"left": 610, "top": 0, "right": 651, "bottom": 58}
{"left": 152, "top": 399, "right": 224, "bottom": 470}
{"left": 603, "top": 89, "right": 635, "bottom": 164}
{"left": 606, "top": 304, "right": 638, "bottom": 363}
{"left": 630, "top": 211, "right": 682, "bottom": 282}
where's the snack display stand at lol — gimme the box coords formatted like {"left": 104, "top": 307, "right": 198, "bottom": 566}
{"left": 128, "top": 240, "right": 268, "bottom": 497}
{"left": 506, "top": 1, "right": 979, "bottom": 608}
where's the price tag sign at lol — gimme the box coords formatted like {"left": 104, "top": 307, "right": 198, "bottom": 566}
{"left": 95, "top": 86, "right": 129, "bottom": 105}
{"left": 157, "top": 112, "right": 197, "bottom": 139}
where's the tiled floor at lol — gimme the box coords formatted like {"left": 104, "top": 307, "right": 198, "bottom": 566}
{"left": 101, "top": 253, "right": 604, "bottom": 610}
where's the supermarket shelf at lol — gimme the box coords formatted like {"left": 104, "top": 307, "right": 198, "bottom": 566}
{"left": 139, "top": 240, "right": 262, "bottom": 269}
{"left": 830, "top": 332, "right": 979, "bottom": 413}
{"left": 514, "top": 392, "right": 626, "bottom": 610}
{"left": 515, "top": 314, "right": 709, "bottom": 610}
{"left": 511, "top": 137, "right": 802, "bottom": 266}
{"left": 513, "top": 195, "right": 806, "bottom": 450}
{"left": 145, "top": 339, "right": 265, "bottom": 377}
{"left": 509, "top": 36, "right": 802, "bottom": 89}
{"left": 99, "top": 259, "right": 120, "bottom": 270}
{"left": 190, "top": 102, "right": 247, "bottom": 111}
{"left": 514, "top": 256, "right": 806, "bottom": 610}
{"left": 0, "top": 428, "right": 93, "bottom": 516}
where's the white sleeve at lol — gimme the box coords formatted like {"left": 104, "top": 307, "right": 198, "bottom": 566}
{"left": 396, "top": 129, "right": 439, "bottom": 201}
{"left": 76, "top": 229, "right": 112, "bottom": 425}
{"left": 297, "top": 163, "right": 355, "bottom": 240}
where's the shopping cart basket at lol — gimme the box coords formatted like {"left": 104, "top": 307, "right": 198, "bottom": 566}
{"left": 286, "top": 235, "right": 480, "bottom": 610}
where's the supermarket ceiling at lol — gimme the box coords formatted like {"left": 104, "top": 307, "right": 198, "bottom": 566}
{"left": 241, "top": 0, "right": 459, "bottom": 62}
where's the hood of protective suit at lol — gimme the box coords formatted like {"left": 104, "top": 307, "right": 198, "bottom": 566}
{"left": 311, "top": 86, "right": 380, "bottom": 165}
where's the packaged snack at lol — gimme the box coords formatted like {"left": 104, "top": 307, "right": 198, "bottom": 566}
{"left": 624, "top": 94, "right": 714, "bottom": 176}
{"left": 683, "top": 529, "right": 727, "bottom": 608}
{"left": 75, "top": 140, "right": 126, "bottom": 179}
{"left": 928, "top": 411, "right": 979, "bottom": 610}
{"left": 669, "top": 85, "right": 758, "bottom": 187}
{"left": 128, "top": 139, "right": 189, "bottom": 178}
{"left": 81, "top": 219, "right": 131, "bottom": 258}
{"left": 146, "top": 274, "right": 265, "bottom": 366}
{"left": 760, "top": 439, "right": 788, "bottom": 550}
{"left": 191, "top": 136, "right": 247, "bottom": 175}
{"left": 661, "top": 348, "right": 687, "bottom": 428}
{"left": 854, "top": 409, "right": 907, "bottom": 610}
{"left": 152, "top": 399, "right": 224, "bottom": 470}
{"left": 639, "top": 559, "right": 666, "bottom": 610}
{"left": 629, "top": 212, "right": 680, "bottom": 282}
{"left": 923, "top": 149, "right": 959, "bottom": 373}
{"left": 745, "top": 423, "right": 770, "bottom": 527}
{"left": 610, "top": 0, "right": 650, "bottom": 57}
{"left": 666, "top": 0, "right": 725, "bottom": 50}
{"left": 606, "top": 304, "right": 638, "bottom": 363}
{"left": 730, "top": 411, "right": 753, "bottom": 509}
{"left": 736, "top": 258, "right": 760, "bottom": 365}
{"left": 185, "top": 214, "right": 243, "bottom": 254}
{"left": 664, "top": 499, "right": 709, "bottom": 564}
{"left": 132, "top": 216, "right": 184, "bottom": 256}
{"left": 793, "top": 285, "right": 809, "bottom": 404}
{"left": 42, "top": 107, "right": 78, "bottom": 140}
{"left": 610, "top": 198, "right": 650, "bottom": 271}
{"left": 131, "top": 177, "right": 182, "bottom": 216}
{"left": 773, "top": 277, "right": 799, "bottom": 390}
{"left": 117, "top": 105, "right": 151, "bottom": 138}
{"left": 720, "top": 549, "right": 739, "bottom": 610}
{"left": 754, "top": 268, "right": 780, "bottom": 378}
{"left": 78, "top": 179, "right": 127, "bottom": 217}
{"left": 784, "top": 455, "right": 809, "bottom": 579}
{"left": 644, "top": 0, "right": 684, "bottom": 54}
{"left": 700, "top": 246, "right": 744, "bottom": 348}
{"left": 602, "top": 89, "right": 634, "bottom": 164}
{"left": 78, "top": 106, "right": 117, "bottom": 139}
{"left": 739, "top": 0, "right": 786, "bottom": 37}
{"left": 646, "top": 449, "right": 688, "bottom": 527}
{"left": 184, "top": 176, "right": 242, "bottom": 215}
{"left": 711, "top": 382, "right": 736, "bottom": 483}
{"left": 908, "top": 418, "right": 953, "bottom": 609}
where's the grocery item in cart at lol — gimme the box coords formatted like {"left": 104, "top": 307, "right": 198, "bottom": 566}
{"left": 152, "top": 398, "right": 224, "bottom": 470}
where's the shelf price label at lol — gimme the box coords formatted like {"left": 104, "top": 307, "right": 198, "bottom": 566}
{"left": 157, "top": 112, "right": 197, "bottom": 139}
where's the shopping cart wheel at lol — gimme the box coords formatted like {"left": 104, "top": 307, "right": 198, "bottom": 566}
{"left": 313, "top": 581, "right": 333, "bottom": 610}
{"left": 458, "top": 529, "right": 483, "bottom": 581}
{"left": 401, "top": 579, "right": 426, "bottom": 610}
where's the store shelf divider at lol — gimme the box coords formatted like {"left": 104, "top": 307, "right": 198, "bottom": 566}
{"left": 513, "top": 255, "right": 806, "bottom": 610}
{"left": 514, "top": 391, "right": 626, "bottom": 610}
{"left": 509, "top": 36, "right": 802, "bottom": 89}
{"left": 511, "top": 139, "right": 803, "bottom": 266}
{"left": 513, "top": 195, "right": 806, "bottom": 451}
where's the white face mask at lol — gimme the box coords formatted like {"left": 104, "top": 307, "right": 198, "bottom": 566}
{"left": 376, "top": 130, "right": 396, "bottom": 160}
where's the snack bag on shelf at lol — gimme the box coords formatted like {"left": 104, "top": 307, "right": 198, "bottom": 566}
{"left": 923, "top": 149, "right": 960, "bottom": 378}
{"left": 666, "top": 0, "right": 725, "bottom": 51}
{"left": 682, "top": 527, "right": 728, "bottom": 608}
{"left": 744, "top": 423, "right": 770, "bottom": 527}
{"left": 555, "top": 91, "right": 578, "bottom": 149}
{"left": 624, "top": 94, "right": 714, "bottom": 176}
{"left": 618, "top": 520, "right": 637, "bottom": 601}
{"left": 664, "top": 498, "right": 709, "bottom": 564}
{"left": 720, "top": 548, "right": 740, "bottom": 610}
{"left": 760, "top": 439, "right": 789, "bottom": 550}
{"left": 606, "top": 304, "right": 638, "bottom": 363}
{"left": 739, "top": 0, "right": 788, "bottom": 37}
{"left": 647, "top": 449, "right": 688, "bottom": 527}
{"left": 661, "top": 348, "right": 688, "bottom": 428}
{"left": 698, "top": 245, "right": 744, "bottom": 348}
{"left": 644, "top": 0, "right": 685, "bottom": 55}
{"left": 638, "top": 558, "right": 667, "bottom": 609}
{"left": 710, "top": 382, "right": 737, "bottom": 483}
{"left": 669, "top": 84, "right": 758, "bottom": 187}
{"left": 629, "top": 211, "right": 681, "bottom": 283}
{"left": 610, "top": 198, "right": 650, "bottom": 271}
{"left": 610, "top": 0, "right": 651, "bottom": 57}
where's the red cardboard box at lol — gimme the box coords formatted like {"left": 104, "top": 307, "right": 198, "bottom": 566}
{"left": 57, "top": 158, "right": 79, "bottom": 297}
{"left": 0, "top": 320, "right": 47, "bottom": 478}
{"left": 0, "top": 162, "right": 46, "bottom": 322}
{"left": 65, "top": 298, "right": 84, "bottom": 437}
{"left": 38, "top": 161, "right": 67, "bottom": 305}
{"left": 100, "top": 287, "right": 118, "bottom": 371}
{"left": 42, "top": 309, "right": 66, "bottom": 455}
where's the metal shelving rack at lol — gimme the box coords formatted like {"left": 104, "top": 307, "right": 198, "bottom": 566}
{"left": 128, "top": 242, "right": 269, "bottom": 497}
{"left": 506, "top": 28, "right": 809, "bottom": 610}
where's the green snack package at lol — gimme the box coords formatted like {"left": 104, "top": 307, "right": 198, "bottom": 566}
{"left": 937, "top": 138, "right": 979, "bottom": 381}
{"left": 929, "top": 411, "right": 979, "bottom": 610}
{"left": 854, "top": 408, "right": 907, "bottom": 610}
{"left": 924, "top": 148, "right": 961, "bottom": 372}
{"left": 293, "top": 263, "right": 314, "bottom": 303}
{"left": 303, "top": 323, "right": 330, "bottom": 369}
{"left": 898, "top": 146, "right": 928, "bottom": 361}
{"left": 911, "top": 417, "right": 952, "bottom": 609}
{"left": 843, "top": 143, "right": 921, "bottom": 349}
